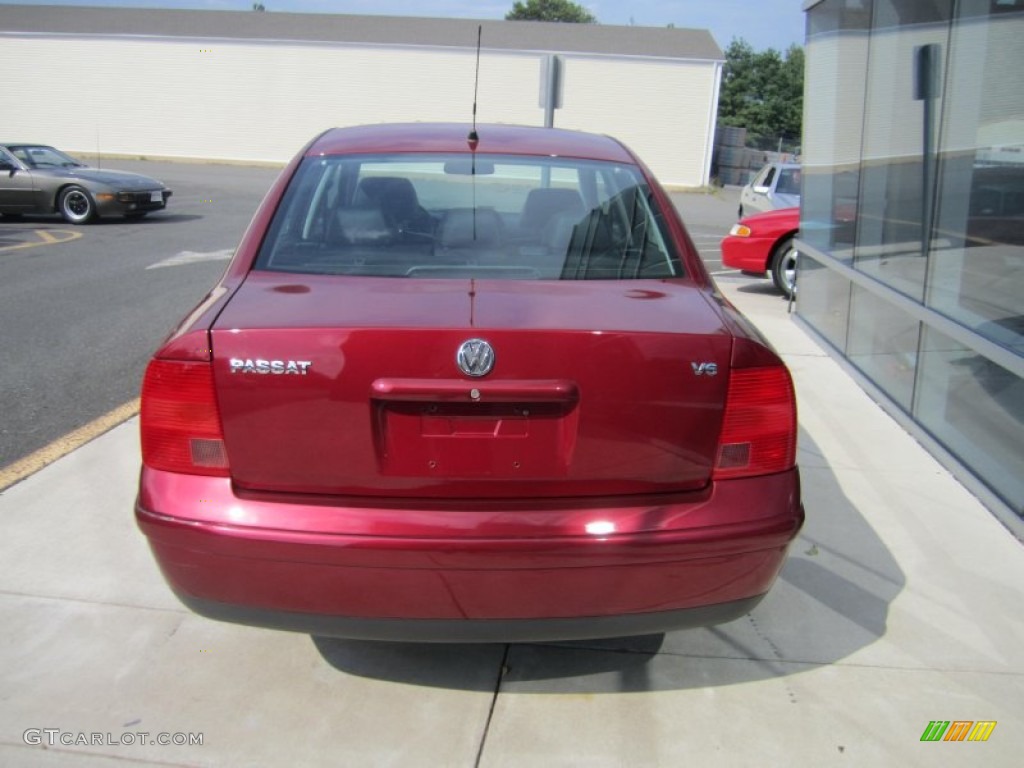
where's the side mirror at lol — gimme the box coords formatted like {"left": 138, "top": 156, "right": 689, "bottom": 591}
{"left": 0, "top": 160, "right": 16, "bottom": 173}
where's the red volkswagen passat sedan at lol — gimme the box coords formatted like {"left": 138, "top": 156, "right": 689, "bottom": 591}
{"left": 137, "top": 123, "right": 803, "bottom": 642}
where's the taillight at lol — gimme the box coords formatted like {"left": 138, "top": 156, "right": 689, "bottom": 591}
{"left": 714, "top": 366, "right": 796, "bottom": 480}
{"left": 141, "top": 360, "right": 228, "bottom": 476}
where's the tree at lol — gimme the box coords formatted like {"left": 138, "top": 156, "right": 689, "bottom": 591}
{"left": 505, "top": 0, "right": 597, "bottom": 23}
{"left": 718, "top": 38, "right": 803, "bottom": 151}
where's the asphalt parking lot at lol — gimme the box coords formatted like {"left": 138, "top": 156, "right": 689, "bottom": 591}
{"left": 0, "top": 160, "right": 280, "bottom": 473}
{"left": 1, "top": 171, "right": 1021, "bottom": 767}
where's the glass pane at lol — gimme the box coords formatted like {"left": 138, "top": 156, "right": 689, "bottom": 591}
{"left": 853, "top": 0, "right": 953, "bottom": 299}
{"left": 847, "top": 285, "right": 920, "bottom": 409}
{"left": 795, "top": 255, "right": 851, "bottom": 353}
{"left": 916, "top": 326, "right": 1024, "bottom": 515}
{"left": 926, "top": 0, "right": 1024, "bottom": 356}
{"left": 802, "top": 0, "right": 870, "bottom": 260}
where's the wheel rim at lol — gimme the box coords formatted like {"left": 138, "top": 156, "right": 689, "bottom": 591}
{"left": 784, "top": 247, "right": 798, "bottom": 293}
{"left": 64, "top": 190, "right": 90, "bottom": 220}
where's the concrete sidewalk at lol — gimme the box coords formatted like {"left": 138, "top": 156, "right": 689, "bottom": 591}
{"left": 2, "top": 273, "right": 1022, "bottom": 766}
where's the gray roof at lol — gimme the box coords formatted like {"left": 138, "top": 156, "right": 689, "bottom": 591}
{"left": 0, "top": 4, "right": 723, "bottom": 61}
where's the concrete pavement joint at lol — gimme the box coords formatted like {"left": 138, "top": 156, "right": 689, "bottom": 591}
{"left": 473, "top": 643, "right": 511, "bottom": 768}
{"left": 0, "top": 397, "right": 140, "bottom": 491}
{"left": 0, "top": 589, "right": 189, "bottom": 616}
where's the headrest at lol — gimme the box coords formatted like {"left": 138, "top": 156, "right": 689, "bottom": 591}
{"left": 439, "top": 208, "right": 502, "bottom": 248}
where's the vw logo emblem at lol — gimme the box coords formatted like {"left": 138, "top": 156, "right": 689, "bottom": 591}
{"left": 456, "top": 339, "right": 495, "bottom": 378}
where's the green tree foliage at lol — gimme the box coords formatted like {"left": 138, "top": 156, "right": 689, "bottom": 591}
{"left": 505, "top": 0, "right": 597, "bottom": 23}
{"left": 718, "top": 39, "right": 804, "bottom": 150}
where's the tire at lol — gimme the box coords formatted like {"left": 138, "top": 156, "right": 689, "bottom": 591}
{"left": 58, "top": 185, "right": 96, "bottom": 224}
{"left": 770, "top": 236, "right": 798, "bottom": 299}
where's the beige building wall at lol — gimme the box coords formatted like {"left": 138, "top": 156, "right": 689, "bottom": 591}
{"left": 557, "top": 56, "right": 720, "bottom": 186}
{"left": 0, "top": 37, "right": 543, "bottom": 162}
{"left": 0, "top": 34, "right": 718, "bottom": 186}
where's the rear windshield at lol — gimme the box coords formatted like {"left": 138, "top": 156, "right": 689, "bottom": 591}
{"left": 255, "top": 153, "right": 683, "bottom": 280}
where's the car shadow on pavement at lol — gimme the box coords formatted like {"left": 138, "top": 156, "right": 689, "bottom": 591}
{"left": 313, "top": 430, "right": 906, "bottom": 693}
{"left": 89, "top": 214, "right": 205, "bottom": 225}
{"left": 734, "top": 279, "right": 786, "bottom": 297}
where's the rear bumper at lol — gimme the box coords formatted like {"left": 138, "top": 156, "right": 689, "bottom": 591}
{"left": 136, "top": 468, "right": 803, "bottom": 642}
{"left": 174, "top": 593, "right": 766, "bottom": 643}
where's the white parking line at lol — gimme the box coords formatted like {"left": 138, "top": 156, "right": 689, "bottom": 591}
{"left": 147, "top": 248, "right": 233, "bottom": 269}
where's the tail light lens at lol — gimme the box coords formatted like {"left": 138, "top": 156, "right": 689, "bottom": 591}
{"left": 141, "top": 360, "right": 228, "bottom": 476}
{"left": 714, "top": 366, "right": 796, "bottom": 480}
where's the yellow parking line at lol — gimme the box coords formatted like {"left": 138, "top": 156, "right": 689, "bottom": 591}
{"left": 0, "top": 229, "right": 83, "bottom": 252}
{"left": 0, "top": 397, "right": 140, "bottom": 491}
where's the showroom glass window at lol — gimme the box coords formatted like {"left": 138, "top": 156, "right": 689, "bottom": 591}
{"left": 853, "top": 0, "right": 953, "bottom": 299}
{"left": 915, "top": 0, "right": 1024, "bottom": 515}
{"left": 798, "top": 0, "right": 872, "bottom": 351}
{"left": 926, "top": 0, "right": 1024, "bottom": 356}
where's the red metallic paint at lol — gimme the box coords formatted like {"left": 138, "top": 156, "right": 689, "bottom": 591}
{"left": 136, "top": 468, "right": 801, "bottom": 620}
{"left": 721, "top": 206, "right": 800, "bottom": 274}
{"left": 210, "top": 274, "right": 733, "bottom": 497}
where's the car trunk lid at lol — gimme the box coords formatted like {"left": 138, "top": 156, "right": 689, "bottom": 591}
{"left": 210, "top": 272, "right": 733, "bottom": 499}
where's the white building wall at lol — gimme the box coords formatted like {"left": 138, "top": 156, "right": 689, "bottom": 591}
{"left": 1, "top": 37, "right": 544, "bottom": 162}
{"left": 0, "top": 34, "right": 716, "bottom": 186}
{"left": 556, "top": 57, "right": 717, "bottom": 186}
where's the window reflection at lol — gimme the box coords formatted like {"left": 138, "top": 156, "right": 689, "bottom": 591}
{"left": 800, "top": 0, "right": 1024, "bottom": 522}
{"left": 848, "top": 285, "right": 920, "bottom": 409}
{"left": 801, "top": 0, "right": 869, "bottom": 258}
{"left": 795, "top": 256, "right": 851, "bottom": 353}
{"left": 927, "top": 1, "right": 1024, "bottom": 355}
{"left": 853, "top": 0, "right": 952, "bottom": 299}
{"left": 916, "top": 327, "right": 1024, "bottom": 512}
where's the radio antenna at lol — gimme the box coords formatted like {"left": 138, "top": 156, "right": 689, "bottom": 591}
{"left": 468, "top": 25, "right": 481, "bottom": 144}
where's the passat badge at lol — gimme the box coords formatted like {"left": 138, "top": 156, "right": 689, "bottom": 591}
{"left": 230, "top": 358, "right": 312, "bottom": 375}
{"left": 456, "top": 339, "right": 494, "bottom": 377}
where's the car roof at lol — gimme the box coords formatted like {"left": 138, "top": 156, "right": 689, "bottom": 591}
{"left": 307, "top": 123, "right": 637, "bottom": 163}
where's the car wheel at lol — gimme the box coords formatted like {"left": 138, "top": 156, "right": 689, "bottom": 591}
{"left": 58, "top": 185, "right": 97, "bottom": 224}
{"left": 770, "top": 236, "right": 798, "bottom": 299}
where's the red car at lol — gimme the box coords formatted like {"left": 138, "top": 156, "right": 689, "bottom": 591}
{"left": 721, "top": 206, "right": 800, "bottom": 299}
{"left": 137, "top": 123, "right": 803, "bottom": 642}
